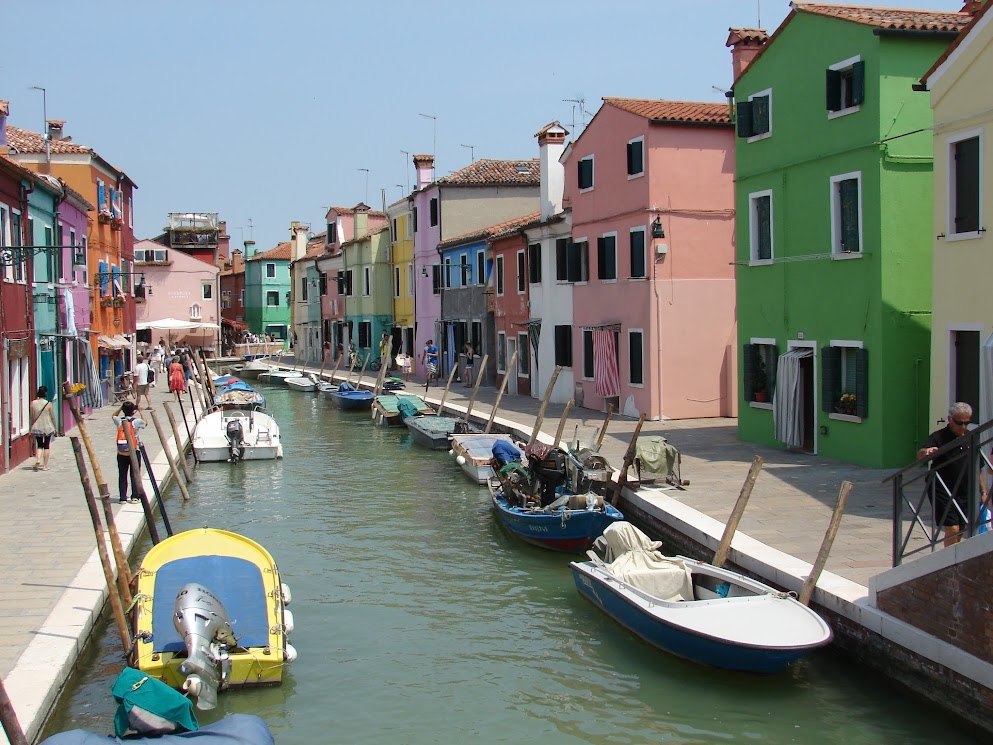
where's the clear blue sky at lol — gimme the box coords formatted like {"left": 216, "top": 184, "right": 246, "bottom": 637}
{"left": 2, "top": 0, "right": 960, "bottom": 252}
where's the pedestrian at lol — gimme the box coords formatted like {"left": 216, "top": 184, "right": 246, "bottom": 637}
{"left": 397, "top": 351, "right": 412, "bottom": 382}
{"left": 349, "top": 340, "right": 359, "bottom": 369}
{"left": 421, "top": 339, "right": 439, "bottom": 391}
{"left": 157, "top": 338, "right": 168, "bottom": 373}
{"left": 463, "top": 343, "right": 475, "bottom": 387}
{"left": 336, "top": 342, "right": 345, "bottom": 366}
{"left": 379, "top": 332, "right": 391, "bottom": 370}
{"left": 29, "top": 386, "right": 56, "bottom": 472}
{"left": 323, "top": 340, "right": 332, "bottom": 365}
{"left": 133, "top": 354, "right": 152, "bottom": 410}
{"left": 113, "top": 400, "right": 146, "bottom": 504}
{"left": 168, "top": 355, "right": 187, "bottom": 401}
{"left": 918, "top": 402, "right": 982, "bottom": 547}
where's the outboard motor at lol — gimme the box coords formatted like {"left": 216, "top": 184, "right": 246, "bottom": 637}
{"left": 529, "top": 448, "right": 567, "bottom": 507}
{"left": 173, "top": 583, "right": 236, "bottom": 711}
{"left": 225, "top": 418, "right": 244, "bottom": 462}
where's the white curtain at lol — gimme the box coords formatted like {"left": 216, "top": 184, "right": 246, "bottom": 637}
{"left": 773, "top": 348, "right": 813, "bottom": 448}
{"left": 981, "top": 332, "right": 993, "bottom": 426}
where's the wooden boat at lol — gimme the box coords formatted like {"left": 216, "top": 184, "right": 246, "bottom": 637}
{"left": 372, "top": 393, "right": 434, "bottom": 426}
{"left": 192, "top": 408, "right": 283, "bottom": 462}
{"left": 327, "top": 382, "right": 374, "bottom": 411}
{"left": 285, "top": 373, "right": 317, "bottom": 392}
{"left": 405, "top": 415, "right": 480, "bottom": 450}
{"left": 449, "top": 433, "right": 522, "bottom": 484}
{"left": 129, "top": 528, "right": 296, "bottom": 710}
{"left": 570, "top": 522, "right": 833, "bottom": 673}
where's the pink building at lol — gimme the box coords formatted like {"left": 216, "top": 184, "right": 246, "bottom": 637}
{"left": 563, "top": 98, "right": 737, "bottom": 419}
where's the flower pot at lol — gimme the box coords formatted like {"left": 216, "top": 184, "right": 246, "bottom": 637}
{"left": 753, "top": 391, "right": 768, "bottom": 403}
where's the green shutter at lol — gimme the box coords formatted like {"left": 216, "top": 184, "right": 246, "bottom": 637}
{"left": 839, "top": 179, "right": 860, "bottom": 252}
{"left": 954, "top": 137, "right": 980, "bottom": 234}
{"left": 767, "top": 345, "right": 779, "bottom": 396}
{"left": 821, "top": 346, "right": 841, "bottom": 413}
{"left": 742, "top": 344, "right": 757, "bottom": 401}
{"left": 826, "top": 68, "right": 841, "bottom": 111}
{"left": 597, "top": 237, "right": 607, "bottom": 280}
{"left": 736, "top": 101, "right": 754, "bottom": 138}
{"left": 751, "top": 96, "right": 770, "bottom": 135}
{"left": 850, "top": 60, "right": 865, "bottom": 106}
{"left": 556, "top": 238, "right": 568, "bottom": 280}
{"left": 756, "top": 195, "right": 771, "bottom": 260}
{"left": 580, "top": 240, "right": 589, "bottom": 282}
{"left": 855, "top": 348, "right": 869, "bottom": 418}
{"left": 630, "top": 230, "right": 645, "bottom": 278}
{"left": 584, "top": 330, "right": 594, "bottom": 378}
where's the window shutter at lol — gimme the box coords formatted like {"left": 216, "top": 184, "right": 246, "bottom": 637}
{"left": 840, "top": 179, "right": 860, "bottom": 252}
{"left": 751, "top": 96, "right": 770, "bottom": 135}
{"left": 855, "top": 348, "right": 869, "bottom": 418}
{"left": 556, "top": 238, "right": 568, "bottom": 280}
{"left": 756, "top": 196, "right": 772, "bottom": 260}
{"left": 826, "top": 69, "right": 841, "bottom": 111}
{"left": 821, "top": 346, "right": 841, "bottom": 413}
{"left": 954, "top": 137, "right": 980, "bottom": 234}
{"left": 98, "top": 260, "right": 109, "bottom": 296}
{"left": 850, "top": 60, "right": 865, "bottom": 106}
{"left": 742, "top": 344, "right": 757, "bottom": 400}
{"left": 629, "top": 332, "right": 643, "bottom": 385}
{"left": 630, "top": 230, "right": 645, "bottom": 278}
{"left": 627, "top": 140, "right": 643, "bottom": 175}
{"left": 554, "top": 325, "right": 572, "bottom": 367}
{"left": 583, "top": 330, "right": 594, "bottom": 378}
{"left": 430, "top": 198, "right": 438, "bottom": 226}
{"left": 736, "top": 101, "right": 754, "bottom": 138}
{"left": 597, "top": 237, "right": 607, "bottom": 279}
{"left": 580, "top": 240, "right": 589, "bottom": 281}
{"left": 767, "top": 345, "right": 779, "bottom": 395}
{"left": 97, "top": 182, "right": 106, "bottom": 211}
{"left": 412, "top": 207, "right": 418, "bottom": 232}
{"left": 578, "top": 159, "right": 593, "bottom": 189}
{"left": 567, "top": 241, "right": 584, "bottom": 283}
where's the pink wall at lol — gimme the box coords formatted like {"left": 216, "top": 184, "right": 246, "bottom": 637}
{"left": 413, "top": 186, "right": 442, "bottom": 361}
{"left": 135, "top": 241, "right": 220, "bottom": 344}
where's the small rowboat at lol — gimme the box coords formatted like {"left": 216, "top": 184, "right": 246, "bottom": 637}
{"left": 570, "top": 522, "right": 833, "bottom": 673}
{"left": 285, "top": 374, "right": 317, "bottom": 392}
{"left": 373, "top": 394, "right": 434, "bottom": 426}
{"left": 327, "top": 382, "right": 374, "bottom": 411}
{"left": 405, "top": 415, "right": 480, "bottom": 450}
{"left": 258, "top": 370, "right": 297, "bottom": 383}
{"left": 449, "top": 433, "right": 522, "bottom": 484}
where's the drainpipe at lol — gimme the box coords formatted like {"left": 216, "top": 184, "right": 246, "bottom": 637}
{"left": 20, "top": 179, "right": 35, "bottom": 375}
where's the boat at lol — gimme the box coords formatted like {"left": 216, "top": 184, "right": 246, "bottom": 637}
{"left": 192, "top": 408, "right": 283, "bottom": 462}
{"left": 258, "top": 370, "right": 297, "bottom": 383}
{"left": 449, "top": 432, "right": 523, "bottom": 484}
{"left": 405, "top": 415, "right": 480, "bottom": 450}
{"left": 238, "top": 358, "right": 272, "bottom": 380}
{"left": 285, "top": 373, "right": 317, "bottom": 392}
{"left": 383, "top": 377, "right": 406, "bottom": 391}
{"left": 569, "top": 522, "right": 833, "bottom": 673}
{"left": 129, "top": 528, "right": 296, "bottom": 710}
{"left": 372, "top": 393, "right": 434, "bottom": 426}
{"left": 487, "top": 440, "right": 623, "bottom": 552}
{"left": 212, "top": 374, "right": 241, "bottom": 387}
{"left": 213, "top": 381, "right": 265, "bottom": 410}
{"left": 317, "top": 380, "right": 340, "bottom": 396}
{"left": 327, "top": 381, "right": 374, "bottom": 410}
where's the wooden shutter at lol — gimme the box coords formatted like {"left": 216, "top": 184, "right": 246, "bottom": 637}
{"left": 578, "top": 159, "right": 593, "bottom": 189}
{"left": 767, "top": 345, "right": 779, "bottom": 395}
{"left": 528, "top": 244, "right": 541, "bottom": 284}
{"left": 412, "top": 207, "right": 417, "bottom": 232}
{"left": 629, "top": 332, "right": 643, "bottom": 385}
{"left": 556, "top": 238, "right": 568, "bottom": 280}
{"left": 630, "top": 230, "right": 645, "bottom": 277}
{"left": 954, "top": 137, "right": 980, "bottom": 234}
{"left": 826, "top": 69, "right": 841, "bottom": 111}
{"left": 584, "top": 330, "right": 594, "bottom": 378}
{"left": 597, "top": 237, "right": 607, "bottom": 279}
{"left": 554, "top": 325, "right": 572, "bottom": 367}
{"left": 742, "top": 344, "right": 757, "bottom": 400}
{"left": 627, "top": 140, "right": 643, "bottom": 175}
{"left": 756, "top": 195, "right": 771, "bottom": 260}
{"left": 751, "top": 96, "right": 770, "bottom": 135}
{"left": 855, "top": 348, "right": 869, "bottom": 418}
{"left": 736, "top": 101, "right": 754, "bottom": 138}
{"left": 821, "top": 346, "right": 841, "bottom": 413}
{"left": 850, "top": 61, "right": 865, "bottom": 106}
{"left": 580, "top": 240, "right": 589, "bottom": 281}
{"left": 430, "top": 198, "right": 438, "bottom": 227}
{"left": 432, "top": 265, "right": 441, "bottom": 294}
{"left": 839, "top": 179, "right": 860, "bottom": 252}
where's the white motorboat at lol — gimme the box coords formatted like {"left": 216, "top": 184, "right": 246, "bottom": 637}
{"left": 449, "top": 433, "right": 524, "bottom": 484}
{"left": 318, "top": 380, "right": 340, "bottom": 396}
{"left": 258, "top": 370, "right": 297, "bottom": 383}
{"left": 192, "top": 408, "right": 284, "bottom": 462}
{"left": 285, "top": 374, "right": 317, "bottom": 392}
{"left": 239, "top": 358, "right": 273, "bottom": 379}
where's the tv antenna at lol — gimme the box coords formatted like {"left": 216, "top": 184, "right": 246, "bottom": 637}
{"left": 460, "top": 144, "right": 475, "bottom": 162}
{"left": 563, "top": 97, "right": 588, "bottom": 132}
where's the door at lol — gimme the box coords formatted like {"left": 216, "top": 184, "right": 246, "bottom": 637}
{"left": 953, "top": 330, "right": 980, "bottom": 416}
{"left": 506, "top": 337, "right": 518, "bottom": 395}
{"left": 801, "top": 355, "right": 815, "bottom": 452}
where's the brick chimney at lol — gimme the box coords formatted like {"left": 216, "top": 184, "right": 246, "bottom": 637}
{"left": 0, "top": 100, "right": 8, "bottom": 150}
{"left": 726, "top": 28, "right": 769, "bottom": 81}
{"left": 353, "top": 203, "right": 370, "bottom": 239}
{"left": 290, "top": 221, "right": 309, "bottom": 262}
{"left": 47, "top": 119, "right": 66, "bottom": 142}
{"left": 413, "top": 154, "right": 435, "bottom": 191}
{"left": 535, "top": 121, "right": 568, "bottom": 221}
{"left": 232, "top": 249, "right": 245, "bottom": 273}
{"left": 218, "top": 220, "right": 231, "bottom": 263}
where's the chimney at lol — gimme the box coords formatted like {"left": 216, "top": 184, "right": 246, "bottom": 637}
{"left": 232, "top": 249, "right": 245, "bottom": 273}
{"left": 535, "top": 121, "right": 568, "bottom": 221}
{"left": 47, "top": 119, "right": 66, "bottom": 142}
{"left": 243, "top": 240, "right": 256, "bottom": 259}
{"left": 726, "top": 28, "right": 769, "bottom": 81}
{"left": 0, "top": 100, "right": 8, "bottom": 150}
{"left": 290, "top": 221, "right": 309, "bottom": 262}
{"left": 960, "top": 1, "right": 985, "bottom": 14}
{"left": 413, "top": 154, "right": 435, "bottom": 191}
{"left": 218, "top": 220, "right": 231, "bottom": 262}
{"left": 353, "top": 203, "right": 370, "bottom": 239}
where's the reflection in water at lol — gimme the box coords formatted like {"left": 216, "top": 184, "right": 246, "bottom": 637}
{"left": 43, "top": 384, "right": 972, "bottom": 744}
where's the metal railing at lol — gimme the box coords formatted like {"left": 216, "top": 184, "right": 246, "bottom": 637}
{"left": 886, "top": 419, "right": 993, "bottom": 565}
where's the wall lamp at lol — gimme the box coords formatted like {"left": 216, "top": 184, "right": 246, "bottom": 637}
{"left": 651, "top": 216, "right": 665, "bottom": 240}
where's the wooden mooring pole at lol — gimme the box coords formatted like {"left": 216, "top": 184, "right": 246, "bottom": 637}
{"left": 485, "top": 350, "right": 518, "bottom": 433}
{"left": 799, "top": 481, "right": 852, "bottom": 606}
{"left": 712, "top": 455, "right": 765, "bottom": 568}
{"left": 164, "top": 402, "right": 195, "bottom": 481}
{"left": 0, "top": 676, "right": 28, "bottom": 745}
{"left": 553, "top": 400, "right": 574, "bottom": 449}
{"left": 464, "top": 354, "right": 489, "bottom": 422}
{"left": 527, "top": 366, "right": 563, "bottom": 448}
{"left": 609, "top": 413, "right": 648, "bottom": 506}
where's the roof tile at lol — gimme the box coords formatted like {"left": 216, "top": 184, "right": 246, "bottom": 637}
{"left": 438, "top": 211, "right": 541, "bottom": 249}
{"left": 601, "top": 98, "right": 732, "bottom": 125}
{"left": 6, "top": 125, "right": 92, "bottom": 155}
{"left": 792, "top": 3, "right": 971, "bottom": 32}
{"left": 437, "top": 158, "right": 540, "bottom": 186}
{"left": 247, "top": 241, "right": 292, "bottom": 261}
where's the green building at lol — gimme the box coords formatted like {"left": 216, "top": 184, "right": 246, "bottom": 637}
{"left": 343, "top": 217, "right": 393, "bottom": 363}
{"left": 731, "top": 4, "right": 969, "bottom": 467}
{"left": 245, "top": 241, "right": 291, "bottom": 344}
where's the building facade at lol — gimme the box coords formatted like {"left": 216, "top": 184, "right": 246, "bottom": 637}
{"left": 245, "top": 241, "right": 291, "bottom": 345}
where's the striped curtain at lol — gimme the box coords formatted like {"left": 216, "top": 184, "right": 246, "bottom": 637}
{"left": 528, "top": 320, "right": 541, "bottom": 379}
{"left": 593, "top": 328, "right": 620, "bottom": 398}
{"left": 79, "top": 338, "right": 105, "bottom": 409}
{"left": 773, "top": 348, "right": 812, "bottom": 448}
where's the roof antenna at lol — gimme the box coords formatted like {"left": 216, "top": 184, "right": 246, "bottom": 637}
{"left": 757, "top": 0, "right": 761, "bottom": 27}
{"left": 563, "top": 97, "right": 587, "bottom": 133}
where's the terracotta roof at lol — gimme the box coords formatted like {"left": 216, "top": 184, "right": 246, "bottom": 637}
{"left": 0, "top": 153, "right": 49, "bottom": 185}
{"left": 6, "top": 125, "right": 92, "bottom": 155}
{"left": 387, "top": 195, "right": 410, "bottom": 208}
{"left": 247, "top": 241, "right": 292, "bottom": 261}
{"left": 792, "top": 3, "right": 970, "bottom": 32}
{"left": 534, "top": 121, "right": 569, "bottom": 138}
{"left": 602, "top": 98, "right": 732, "bottom": 125}
{"left": 438, "top": 211, "right": 541, "bottom": 249}
{"left": 437, "top": 158, "right": 540, "bottom": 186}
{"left": 920, "top": 0, "right": 992, "bottom": 84}
{"left": 326, "top": 205, "right": 386, "bottom": 217}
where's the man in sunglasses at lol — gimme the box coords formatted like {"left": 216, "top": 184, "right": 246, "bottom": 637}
{"left": 918, "top": 402, "right": 983, "bottom": 547}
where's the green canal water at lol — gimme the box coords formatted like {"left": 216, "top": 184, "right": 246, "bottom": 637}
{"left": 42, "top": 384, "right": 976, "bottom": 744}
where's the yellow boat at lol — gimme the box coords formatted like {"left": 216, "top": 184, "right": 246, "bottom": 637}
{"left": 130, "top": 528, "right": 295, "bottom": 709}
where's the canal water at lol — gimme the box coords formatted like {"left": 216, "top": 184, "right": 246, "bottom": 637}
{"left": 42, "top": 384, "right": 975, "bottom": 744}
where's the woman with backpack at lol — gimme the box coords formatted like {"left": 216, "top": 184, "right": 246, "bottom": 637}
{"left": 29, "top": 386, "right": 57, "bottom": 471}
{"left": 112, "top": 400, "right": 147, "bottom": 504}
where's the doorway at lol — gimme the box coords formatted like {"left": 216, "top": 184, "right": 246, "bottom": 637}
{"left": 952, "top": 329, "right": 980, "bottom": 415}
{"left": 506, "top": 337, "right": 517, "bottom": 395}
{"left": 800, "top": 355, "right": 815, "bottom": 452}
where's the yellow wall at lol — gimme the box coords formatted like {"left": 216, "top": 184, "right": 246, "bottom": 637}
{"left": 928, "top": 13, "right": 993, "bottom": 422}
{"left": 390, "top": 212, "right": 414, "bottom": 327}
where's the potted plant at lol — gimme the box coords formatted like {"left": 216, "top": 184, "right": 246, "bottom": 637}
{"left": 113, "top": 295, "right": 126, "bottom": 307}
{"left": 838, "top": 393, "right": 857, "bottom": 416}
{"left": 749, "top": 357, "right": 769, "bottom": 402}
{"left": 101, "top": 296, "right": 114, "bottom": 308}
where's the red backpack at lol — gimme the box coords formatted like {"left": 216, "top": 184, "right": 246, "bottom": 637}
{"left": 116, "top": 419, "right": 137, "bottom": 454}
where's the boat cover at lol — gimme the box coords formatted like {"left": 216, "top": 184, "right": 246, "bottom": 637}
{"left": 408, "top": 416, "right": 458, "bottom": 434}
{"left": 492, "top": 439, "right": 522, "bottom": 466}
{"left": 593, "top": 523, "right": 692, "bottom": 602}
{"left": 39, "top": 714, "right": 274, "bottom": 745}
{"left": 457, "top": 435, "right": 520, "bottom": 460}
{"left": 635, "top": 436, "right": 678, "bottom": 478}
{"left": 396, "top": 397, "right": 421, "bottom": 421}
{"left": 112, "top": 666, "right": 197, "bottom": 737}
{"left": 593, "top": 522, "right": 664, "bottom": 561}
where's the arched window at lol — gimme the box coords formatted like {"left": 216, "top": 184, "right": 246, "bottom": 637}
{"left": 190, "top": 303, "right": 202, "bottom": 320}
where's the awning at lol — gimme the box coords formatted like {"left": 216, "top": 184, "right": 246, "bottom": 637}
{"left": 136, "top": 318, "right": 219, "bottom": 331}
{"left": 511, "top": 318, "right": 543, "bottom": 327}
{"left": 222, "top": 318, "right": 249, "bottom": 330}
{"left": 97, "top": 335, "right": 128, "bottom": 350}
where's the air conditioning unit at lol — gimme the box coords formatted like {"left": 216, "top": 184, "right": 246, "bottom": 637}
{"left": 655, "top": 242, "right": 668, "bottom": 256}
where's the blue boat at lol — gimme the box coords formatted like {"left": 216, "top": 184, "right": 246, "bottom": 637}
{"left": 569, "top": 522, "right": 833, "bottom": 673}
{"left": 327, "top": 382, "right": 374, "bottom": 411}
{"left": 213, "top": 380, "right": 265, "bottom": 410}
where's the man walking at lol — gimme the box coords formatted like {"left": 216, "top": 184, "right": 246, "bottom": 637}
{"left": 133, "top": 354, "right": 152, "bottom": 409}
{"left": 421, "top": 339, "right": 439, "bottom": 391}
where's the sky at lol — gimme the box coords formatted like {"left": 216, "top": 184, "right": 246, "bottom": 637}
{"left": 2, "top": 0, "right": 964, "bottom": 252}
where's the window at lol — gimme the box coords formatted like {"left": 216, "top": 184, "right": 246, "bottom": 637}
{"left": 239, "top": 289, "right": 245, "bottom": 306}
{"left": 516, "top": 250, "right": 526, "bottom": 293}
{"left": 429, "top": 198, "right": 439, "bottom": 227}
{"left": 578, "top": 156, "right": 594, "bottom": 191}
{"left": 822, "top": 343, "right": 868, "bottom": 418}
{"left": 391, "top": 219, "right": 398, "bottom": 242}
{"left": 830, "top": 172, "right": 862, "bottom": 255}
{"left": 8, "top": 356, "right": 29, "bottom": 435}
{"left": 554, "top": 325, "right": 573, "bottom": 367}
{"left": 266, "top": 291, "right": 279, "bottom": 306}
{"left": 97, "top": 180, "right": 107, "bottom": 212}
{"left": 471, "top": 321, "right": 482, "bottom": 354}
{"left": 68, "top": 228, "right": 76, "bottom": 281}
{"left": 567, "top": 240, "right": 589, "bottom": 283}
{"left": 627, "top": 137, "right": 644, "bottom": 177}
{"left": 629, "top": 330, "right": 644, "bottom": 385}
{"left": 300, "top": 278, "right": 308, "bottom": 302}
{"left": 358, "top": 321, "right": 372, "bottom": 348}
{"left": 412, "top": 207, "right": 418, "bottom": 232}
{"left": 527, "top": 243, "right": 541, "bottom": 284}
{"left": 555, "top": 238, "right": 569, "bottom": 281}
{"left": 742, "top": 341, "right": 778, "bottom": 402}
{"left": 266, "top": 263, "right": 276, "bottom": 278}
{"left": 459, "top": 254, "right": 469, "bottom": 286}
{"left": 135, "top": 247, "right": 167, "bottom": 263}
{"left": 949, "top": 132, "right": 981, "bottom": 237}
{"left": 0, "top": 207, "right": 9, "bottom": 283}
{"left": 432, "top": 264, "right": 441, "bottom": 295}
{"left": 597, "top": 234, "right": 617, "bottom": 280}
{"left": 630, "top": 228, "right": 646, "bottom": 278}
{"left": 327, "top": 222, "right": 337, "bottom": 244}
{"left": 495, "top": 255, "right": 504, "bottom": 296}
{"left": 737, "top": 89, "right": 771, "bottom": 140}
{"left": 518, "top": 333, "right": 529, "bottom": 376}
{"left": 222, "top": 291, "right": 232, "bottom": 309}
{"left": 497, "top": 331, "right": 506, "bottom": 372}
{"left": 190, "top": 303, "right": 202, "bottom": 320}
{"left": 749, "top": 190, "right": 773, "bottom": 263}
{"left": 345, "top": 269, "right": 354, "bottom": 296}
{"left": 394, "top": 266, "right": 401, "bottom": 298}
{"left": 583, "top": 330, "right": 594, "bottom": 379}
{"left": 444, "top": 258, "right": 452, "bottom": 289}
{"left": 319, "top": 272, "right": 328, "bottom": 296}
{"left": 407, "top": 263, "right": 414, "bottom": 295}
{"left": 826, "top": 57, "right": 864, "bottom": 116}
{"left": 79, "top": 235, "right": 87, "bottom": 284}
{"left": 128, "top": 196, "right": 133, "bottom": 228}
{"left": 11, "top": 210, "right": 26, "bottom": 283}
{"left": 363, "top": 267, "right": 371, "bottom": 296}
{"left": 476, "top": 250, "right": 486, "bottom": 287}
{"left": 202, "top": 283, "right": 213, "bottom": 300}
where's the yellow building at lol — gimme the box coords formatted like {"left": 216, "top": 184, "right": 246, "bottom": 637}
{"left": 387, "top": 197, "right": 415, "bottom": 355}
{"left": 923, "top": 3, "right": 993, "bottom": 424}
